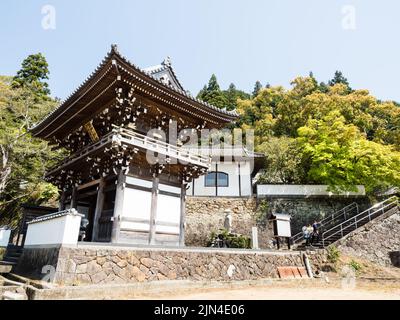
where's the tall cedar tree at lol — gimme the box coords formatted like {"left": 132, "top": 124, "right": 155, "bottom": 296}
{"left": 12, "top": 53, "right": 51, "bottom": 99}
{"left": 197, "top": 74, "right": 228, "bottom": 109}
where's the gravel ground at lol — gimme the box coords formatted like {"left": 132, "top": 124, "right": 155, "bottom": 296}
{"left": 138, "top": 278, "right": 400, "bottom": 300}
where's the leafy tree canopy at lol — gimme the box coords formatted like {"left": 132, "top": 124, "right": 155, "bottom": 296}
{"left": 252, "top": 81, "right": 263, "bottom": 98}
{"left": 237, "top": 72, "right": 400, "bottom": 194}
{"left": 0, "top": 54, "right": 64, "bottom": 225}
{"left": 197, "top": 75, "right": 250, "bottom": 111}
{"left": 12, "top": 53, "right": 51, "bottom": 99}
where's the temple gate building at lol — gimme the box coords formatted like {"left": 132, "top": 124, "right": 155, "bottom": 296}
{"left": 30, "top": 45, "right": 238, "bottom": 247}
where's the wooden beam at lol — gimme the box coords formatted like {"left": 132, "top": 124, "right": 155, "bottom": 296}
{"left": 148, "top": 175, "right": 160, "bottom": 245}
{"left": 179, "top": 183, "right": 187, "bottom": 247}
{"left": 92, "top": 178, "right": 105, "bottom": 242}
{"left": 59, "top": 191, "right": 66, "bottom": 211}
{"left": 111, "top": 171, "right": 125, "bottom": 243}
{"left": 71, "top": 187, "right": 78, "bottom": 209}
{"left": 77, "top": 179, "right": 101, "bottom": 191}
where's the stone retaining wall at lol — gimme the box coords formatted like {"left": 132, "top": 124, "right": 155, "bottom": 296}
{"left": 337, "top": 211, "right": 400, "bottom": 267}
{"left": 185, "top": 196, "right": 370, "bottom": 248}
{"left": 16, "top": 245, "right": 327, "bottom": 286}
{"left": 185, "top": 197, "right": 272, "bottom": 248}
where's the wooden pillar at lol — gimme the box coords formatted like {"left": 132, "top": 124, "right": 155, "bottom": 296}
{"left": 92, "top": 178, "right": 105, "bottom": 242}
{"left": 111, "top": 171, "right": 125, "bottom": 243}
{"left": 59, "top": 191, "right": 66, "bottom": 211}
{"left": 71, "top": 186, "right": 78, "bottom": 209}
{"left": 148, "top": 175, "right": 160, "bottom": 245}
{"left": 179, "top": 183, "right": 187, "bottom": 247}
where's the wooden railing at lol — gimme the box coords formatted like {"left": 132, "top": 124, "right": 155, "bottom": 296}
{"left": 47, "top": 126, "right": 211, "bottom": 177}
{"left": 117, "top": 127, "right": 211, "bottom": 168}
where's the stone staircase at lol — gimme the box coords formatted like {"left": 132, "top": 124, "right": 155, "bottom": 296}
{"left": 294, "top": 197, "right": 399, "bottom": 250}
{"left": 0, "top": 245, "right": 23, "bottom": 274}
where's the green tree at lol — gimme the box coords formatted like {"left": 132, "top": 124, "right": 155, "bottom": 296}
{"left": 257, "top": 137, "right": 307, "bottom": 184}
{"left": 223, "top": 83, "right": 250, "bottom": 111}
{"left": 197, "top": 74, "right": 228, "bottom": 109}
{"left": 252, "top": 81, "right": 263, "bottom": 97}
{"left": 1, "top": 58, "right": 63, "bottom": 225}
{"left": 328, "top": 71, "right": 352, "bottom": 93}
{"left": 297, "top": 111, "right": 400, "bottom": 193}
{"left": 237, "top": 72, "right": 400, "bottom": 194}
{"left": 12, "top": 53, "right": 51, "bottom": 99}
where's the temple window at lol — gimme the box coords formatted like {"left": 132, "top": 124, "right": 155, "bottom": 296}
{"left": 205, "top": 172, "right": 229, "bottom": 187}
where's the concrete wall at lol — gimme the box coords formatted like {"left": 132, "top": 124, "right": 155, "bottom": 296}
{"left": 16, "top": 244, "right": 327, "bottom": 286}
{"left": 188, "top": 161, "right": 253, "bottom": 197}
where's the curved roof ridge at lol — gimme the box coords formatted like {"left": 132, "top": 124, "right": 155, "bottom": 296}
{"left": 110, "top": 46, "right": 238, "bottom": 117}
{"left": 31, "top": 44, "right": 238, "bottom": 131}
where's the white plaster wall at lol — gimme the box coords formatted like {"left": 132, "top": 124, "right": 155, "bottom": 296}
{"left": 121, "top": 182, "right": 181, "bottom": 236}
{"left": 24, "top": 214, "right": 82, "bottom": 247}
{"left": 156, "top": 193, "right": 180, "bottom": 235}
{"left": 0, "top": 229, "right": 11, "bottom": 247}
{"left": 239, "top": 161, "right": 252, "bottom": 197}
{"left": 121, "top": 187, "right": 152, "bottom": 232}
{"left": 126, "top": 176, "right": 152, "bottom": 188}
{"left": 217, "top": 162, "right": 240, "bottom": 197}
{"left": 257, "top": 185, "right": 366, "bottom": 197}
{"left": 188, "top": 161, "right": 253, "bottom": 197}
{"left": 189, "top": 164, "right": 218, "bottom": 197}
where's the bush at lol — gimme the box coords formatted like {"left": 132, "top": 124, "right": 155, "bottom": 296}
{"left": 349, "top": 260, "right": 362, "bottom": 272}
{"left": 208, "top": 229, "right": 252, "bottom": 249}
{"left": 327, "top": 246, "right": 341, "bottom": 264}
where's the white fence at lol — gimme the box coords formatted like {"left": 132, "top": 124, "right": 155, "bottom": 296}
{"left": 257, "top": 185, "right": 366, "bottom": 198}
{"left": 24, "top": 209, "right": 83, "bottom": 247}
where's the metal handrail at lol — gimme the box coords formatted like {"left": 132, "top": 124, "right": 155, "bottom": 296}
{"left": 321, "top": 196, "right": 399, "bottom": 247}
{"left": 291, "top": 202, "right": 359, "bottom": 244}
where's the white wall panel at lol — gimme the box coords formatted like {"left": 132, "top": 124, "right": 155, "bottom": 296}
{"left": 0, "top": 229, "right": 11, "bottom": 247}
{"left": 156, "top": 194, "right": 181, "bottom": 235}
{"left": 24, "top": 213, "right": 82, "bottom": 247}
{"left": 121, "top": 187, "right": 152, "bottom": 231}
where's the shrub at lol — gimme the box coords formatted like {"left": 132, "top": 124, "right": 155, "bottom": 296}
{"left": 327, "top": 245, "right": 341, "bottom": 264}
{"left": 208, "top": 229, "right": 251, "bottom": 249}
{"left": 349, "top": 260, "right": 362, "bottom": 272}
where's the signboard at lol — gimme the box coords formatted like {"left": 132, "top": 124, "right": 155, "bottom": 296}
{"left": 84, "top": 121, "right": 99, "bottom": 143}
{"left": 271, "top": 213, "right": 292, "bottom": 237}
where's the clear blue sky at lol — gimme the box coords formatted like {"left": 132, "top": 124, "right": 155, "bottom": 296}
{"left": 1, "top": 0, "right": 399, "bottom": 102}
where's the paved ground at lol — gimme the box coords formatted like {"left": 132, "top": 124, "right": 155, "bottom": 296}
{"left": 138, "top": 278, "right": 400, "bottom": 300}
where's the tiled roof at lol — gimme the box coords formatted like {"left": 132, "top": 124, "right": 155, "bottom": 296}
{"left": 30, "top": 45, "right": 238, "bottom": 133}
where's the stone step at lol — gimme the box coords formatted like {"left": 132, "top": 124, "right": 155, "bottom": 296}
{"left": 2, "top": 291, "right": 27, "bottom": 300}
{"left": 6, "top": 251, "right": 22, "bottom": 257}
{"left": 0, "top": 261, "right": 15, "bottom": 274}
{"left": 3, "top": 256, "right": 19, "bottom": 263}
